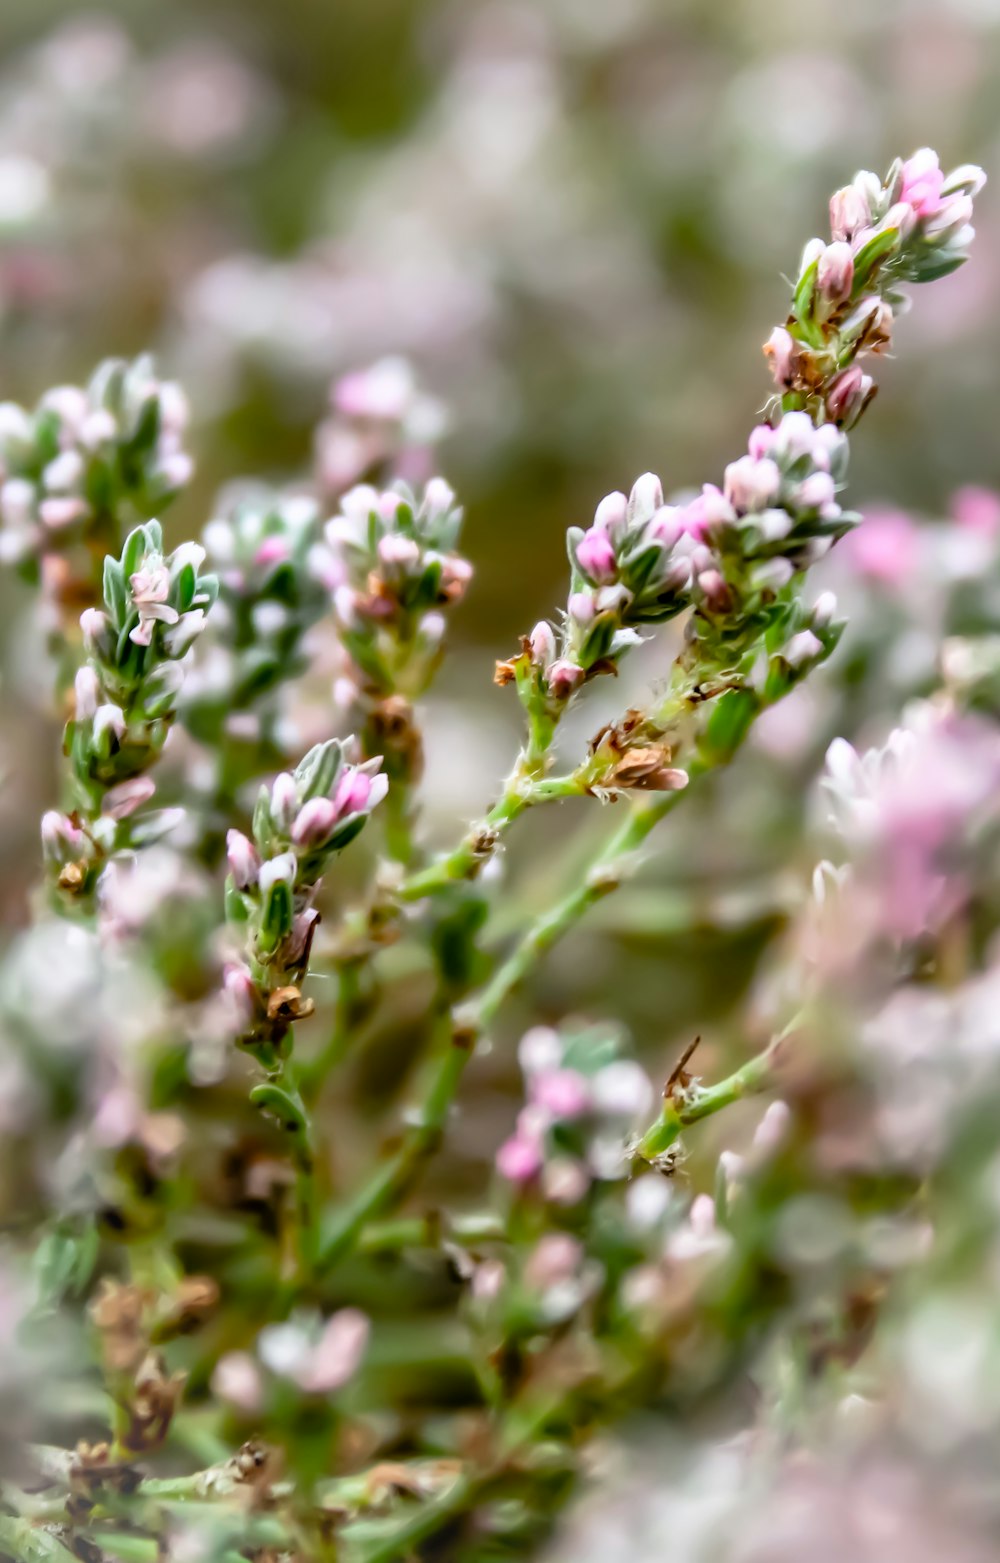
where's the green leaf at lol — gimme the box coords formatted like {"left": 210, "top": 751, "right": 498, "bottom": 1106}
{"left": 297, "top": 738, "right": 343, "bottom": 800}
{"left": 850, "top": 225, "right": 899, "bottom": 297}
{"left": 249, "top": 1082, "right": 308, "bottom": 1135}
{"left": 103, "top": 555, "right": 127, "bottom": 626}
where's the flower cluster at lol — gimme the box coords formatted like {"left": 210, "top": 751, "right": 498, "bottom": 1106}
{"left": 767, "top": 150, "right": 985, "bottom": 426}
{"left": 225, "top": 738, "right": 387, "bottom": 1058}
{"left": 0, "top": 356, "right": 193, "bottom": 602}
{"left": 512, "top": 411, "right": 852, "bottom": 771}
{"left": 314, "top": 356, "right": 447, "bottom": 500}
{"left": 326, "top": 477, "right": 469, "bottom": 699}
{"left": 184, "top": 488, "right": 329, "bottom": 761}
{"left": 496, "top": 1023, "right": 654, "bottom": 1198}
{"left": 41, "top": 522, "right": 217, "bottom": 899}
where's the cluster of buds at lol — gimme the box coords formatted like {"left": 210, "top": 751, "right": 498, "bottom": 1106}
{"left": 314, "top": 356, "right": 447, "bottom": 500}
{"left": 766, "top": 150, "right": 985, "bottom": 427}
{"left": 224, "top": 738, "right": 387, "bottom": 1059}
{"left": 325, "top": 478, "right": 469, "bottom": 696}
{"left": 185, "top": 488, "right": 329, "bottom": 756}
{"left": 509, "top": 412, "right": 852, "bottom": 764}
{"left": 496, "top": 1023, "right": 654, "bottom": 1200}
{"left": 41, "top": 522, "right": 217, "bottom": 898}
{"left": 0, "top": 356, "right": 193, "bottom": 606}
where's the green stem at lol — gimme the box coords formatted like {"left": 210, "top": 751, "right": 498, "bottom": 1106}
{"left": 318, "top": 780, "right": 700, "bottom": 1275}
{"left": 635, "top": 1036, "right": 781, "bottom": 1160}
{"left": 353, "top": 1471, "right": 476, "bottom": 1563}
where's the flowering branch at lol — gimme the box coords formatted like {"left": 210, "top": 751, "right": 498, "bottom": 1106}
{"left": 41, "top": 521, "right": 216, "bottom": 905}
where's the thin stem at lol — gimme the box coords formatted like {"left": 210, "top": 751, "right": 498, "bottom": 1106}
{"left": 635, "top": 1035, "right": 782, "bottom": 1161}
{"left": 317, "top": 782, "right": 699, "bottom": 1275}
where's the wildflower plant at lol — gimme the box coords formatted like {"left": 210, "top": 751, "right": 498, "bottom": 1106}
{"left": 4, "top": 147, "right": 1000, "bottom": 1563}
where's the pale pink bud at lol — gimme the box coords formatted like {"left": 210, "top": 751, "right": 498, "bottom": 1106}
{"left": 542, "top": 1158, "right": 591, "bottom": 1205}
{"left": 817, "top": 241, "right": 854, "bottom": 305}
{"left": 1, "top": 478, "right": 34, "bottom": 527}
{"left": 258, "top": 852, "right": 297, "bottom": 893}
{"left": 528, "top": 621, "right": 556, "bottom": 666}
{"left": 254, "top": 536, "right": 289, "bottom": 568}
{"left": 518, "top": 1026, "right": 562, "bottom": 1076}
{"left": 796, "top": 471, "right": 837, "bottom": 511}
{"left": 419, "top": 611, "right": 446, "bottom": 645}
{"left": 291, "top": 796, "right": 340, "bottom": 847}
{"left": 332, "top": 766, "right": 372, "bottom": 819}
{"left": 825, "top": 365, "right": 873, "bottom": 427}
{"left": 724, "top": 455, "right": 782, "bottom": 514}
{"left": 158, "top": 381, "right": 190, "bottom": 436}
{"left": 299, "top": 1309, "right": 370, "bottom": 1395}
{"left": 764, "top": 325, "right": 797, "bottom": 389}
{"left": 567, "top": 591, "right": 596, "bottom": 625}
{"left": 223, "top": 962, "right": 257, "bottom": 1025}
{"left": 783, "top": 629, "right": 823, "bottom": 668}
{"left": 270, "top": 772, "right": 299, "bottom": 831}
{"left": 74, "top": 665, "right": 100, "bottom": 720}
{"left": 440, "top": 555, "right": 473, "bottom": 594}
{"left": 226, "top": 829, "right": 260, "bottom": 890}
{"left": 212, "top": 1351, "right": 262, "bottom": 1414}
{"left": 576, "top": 525, "right": 616, "bottom": 583}
{"left": 753, "top": 1099, "right": 791, "bottom": 1155}
{"left": 43, "top": 449, "right": 84, "bottom": 494}
{"left": 93, "top": 704, "right": 126, "bottom": 744}
{"left": 39, "top": 496, "right": 88, "bottom": 530}
{"left": 811, "top": 591, "right": 837, "bottom": 628}
{"left": 496, "top": 1132, "right": 543, "bottom": 1184}
{"left": 286, "top": 908, "right": 320, "bottom": 965}
{"left": 627, "top": 472, "right": 664, "bottom": 526}
{"left": 41, "top": 810, "right": 84, "bottom": 864}
{"left": 829, "top": 183, "right": 871, "bottom": 242}
{"left": 80, "top": 607, "right": 111, "bottom": 655}
{"left": 102, "top": 775, "right": 156, "bottom": 820}
{"left": 593, "top": 490, "right": 628, "bottom": 537}
{"left": 747, "top": 424, "right": 776, "bottom": 460}
{"left": 378, "top": 534, "right": 420, "bottom": 568}
{"left": 531, "top": 1067, "right": 592, "bottom": 1120}
{"left": 546, "top": 658, "right": 586, "bottom": 697}
{"left": 423, "top": 476, "right": 456, "bottom": 515}
{"left": 524, "top": 1233, "right": 583, "bottom": 1291}
{"left": 899, "top": 147, "right": 945, "bottom": 218}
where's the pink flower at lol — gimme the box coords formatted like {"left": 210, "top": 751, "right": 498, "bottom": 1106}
{"left": 254, "top": 536, "right": 290, "bottom": 567}
{"left": 531, "top": 1067, "right": 592, "bottom": 1121}
{"left": 298, "top": 1309, "right": 370, "bottom": 1395}
{"left": 593, "top": 490, "right": 628, "bottom": 537}
{"left": 212, "top": 1352, "right": 263, "bottom": 1414}
{"left": 524, "top": 1233, "right": 583, "bottom": 1291}
{"left": 764, "top": 325, "right": 797, "bottom": 388}
{"left": 74, "top": 666, "right": 100, "bottom": 720}
{"left": 952, "top": 486, "right": 1000, "bottom": 537}
{"left": 332, "top": 767, "right": 372, "bottom": 818}
{"left": 496, "top": 1131, "right": 543, "bottom": 1183}
{"left": 829, "top": 183, "right": 871, "bottom": 242}
{"left": 529, "top": 621, "right": 556, "bottom": 666}
{"left": 825, "top": 365, "right": 873, "bottom": 427}
{"left": 843, "top": 507, "right": 917, "bottom": 587}
{"left": 748, "top": 424, "right": 776, "bottom": 460}
{"left": 576, "top": 527, "right": 617, "bottom": 584}
{"left": 899, "top": 147, "right": 945, "bottom": 219}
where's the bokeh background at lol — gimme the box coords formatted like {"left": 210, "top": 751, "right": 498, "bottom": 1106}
{"left": 1, "top": 0, "right": 998, "bottom": 1125}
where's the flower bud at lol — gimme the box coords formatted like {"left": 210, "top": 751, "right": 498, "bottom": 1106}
{"left": 724, "top": 455, "right": 782, "bottom": 514}
{"left": 829, "top": 183, "right": 871, "bottom": 241}
{"left": 74, "top": 666, "right": 100, "bottom": 720}
{"left": 825, "top": 365, "right": 874, "bottom": 427}
{"left": 763, "top": 326, "right": 799, "bottom": 390}
{"left": 212, "top": 1352, "right": 262, "bottom": 1414}
{"left": 291, "top": 796, "right": 340, "bottom": 848}
{"left": 547, "top": 658, "right": 586, "bottom": 697}
{"left": 528, "top": 621, "right": 556, "bottom": 666}
{"left": 627, "top": 472, "right": 664, "bottom": 526}
{"left": 423, "top": 476, "right": 455, "bottom": 516}
{"left": 496, "top": 1131, "right": 543, "bottom": 1184}
{"left": 227, "top": 829, "right": 261, "bottom": 890}
{"left": 567, "top": 591, "right": 596, "bottom": 625}
{"left": 93, "top": 704, "right": 126, "bottom": 746}
{"left": 593, "top": 490, "right": 628, "bottom": 538}
{"left": 747, "top": 424, "right": 776, "bottom": 460}
{"left": 103, "top": 775, "right": 156, "bottom": 820}
{"left": 576, "top": 526, "right": 617, "bottom": 584}
{"left": 258, "top": 852, "right": 297, "bottom": 894}
{"left": 531, "top": 1068, "right": 592, "bottom": 1120}
{"left": 270, "top": 772, "right": 299, "bottom": 832}
{"left": 783, "top": 629, "right": 824, "bottom": 668}
{"left": 810, "top": 590, "right": 838, "bottom": 627}
{"left": 377, "top": 534, "right": 420, "bottom": 568}
{"left": 41, "top": 810, "right": 85, "bottom": 865}
{"left": 816, "top": 240, "right": 854, "bottom": 305}
{"left": 332, "top": 767, "right": 373, "bottom": 819}
{"left": 80, "top": 607, "right": 112, "bottom": 656}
